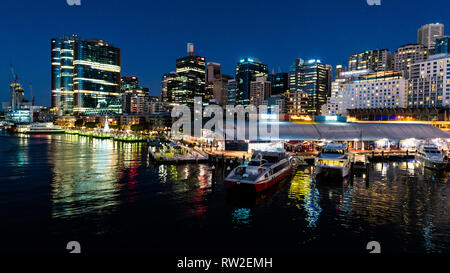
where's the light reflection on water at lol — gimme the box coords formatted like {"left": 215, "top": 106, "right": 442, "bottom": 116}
{"left": 0, "top": 133, "right": 449, "bottom": 253}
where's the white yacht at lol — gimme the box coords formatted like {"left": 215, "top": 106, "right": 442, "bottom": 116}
{"left": 18, "top": 123, "right": 65, "bottom": 134}
{"left": 416, "top": 144, "right": 445, "bottom": 169}
{"left": 315, "top": 143, "right": 351, "bottom": 177}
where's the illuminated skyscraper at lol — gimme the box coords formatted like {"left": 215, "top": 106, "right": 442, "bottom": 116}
{"left": 175, "top": 43, "right": 206, "bottom": 105}
{"left": 51, "top": 35, "right": 121, "bottom": 116}
{"left": 51, "top": 35, "right": 80, "bottom": 115}
{"left": 348, "top": 49, "right": 392, "bottom": 72}
{"left": 288, "top": 59, "right": 330, "bottom": 115}
{"left": 235, "top": 58, "right": 269, "bottom": 105}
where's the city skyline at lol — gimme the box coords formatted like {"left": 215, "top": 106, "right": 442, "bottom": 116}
{"left": 1, "top": 0, "right": 450, "bottom": 107}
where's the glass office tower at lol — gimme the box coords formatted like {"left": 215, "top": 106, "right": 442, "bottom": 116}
{"left": 175, "top": 43, "right": 206, "bottom": 105}
{"left": 51, "top": 36, "right": 121, "bottom": 116}
{"left": 73, "top": 39, "right": 121, "bottom": 115}
{"left": 235, "top": 58, "right": 268, "bottom": 105}
{"left": 289, "top": 59, "right": 330, "bottom": 115}
{"left": 435, "top": 36, "right": 450, "bottom": 54}
{"left": 51, "top": 35, "right": 80, "bottom": 116}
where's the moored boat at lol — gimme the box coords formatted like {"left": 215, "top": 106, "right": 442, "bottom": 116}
{"left": 224, "top": 151, "right": 297, "bottom": 192}
{"left": 416, "top": 144, "right": 446, "bottom": 170}
{"left": 315, "top": 143, "right": 351, "bottom": 177}
{"left": 20, "top": 123, "right": 65, "bottom": 134}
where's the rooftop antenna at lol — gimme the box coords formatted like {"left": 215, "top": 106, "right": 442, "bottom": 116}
{"left": 187, "top": 43, "right": 195, "bottom": 56}
{"left": 10, "top": 64, "right": 18, "bottom": 82}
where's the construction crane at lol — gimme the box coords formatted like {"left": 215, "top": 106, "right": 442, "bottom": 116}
{"left": 10, "top": 64, "right": 18, "bottom": 83}
{"left": 29, "top": 83, "right": 35, "bottom": 106}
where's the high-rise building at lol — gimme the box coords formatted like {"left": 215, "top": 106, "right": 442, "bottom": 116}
{"left": 348, "top": 49, "right": 392, "bottom": 72}
{"left": 408, "top": 55, "right": 450, "bottom": 108}
{"left": 393, "top": 44, "right": 428, "bottom": 78}
{"left": 205, "top": 62, "right": 222, "bottom": 102}
{"left": 73, "top": 39, "right": 121, "bottom": 115}
{"left": 227, "top": 79, "right": 238, "bottom": 106}
{"left": 51, "top": 35, "right": 121, "bottom": 116}
{"left": 323, "top": 71, "right": 407, "bottom": 116}
{"left": 175, "top": 43, "right": 206, "bottom": 105}
{"left": 161, "top": 72, "right": 177, "bottom": 102}
{"left": 268, "top": 73, "right": 289, "bottom": 96}
{"left": 235, "top": 58, "right": 269, "bottom": 105}
{"left": 51, "top": 35, "right": 80, "bottom": 115}
{"left": 288, "top": 59, "right": 330, "bottom": 115}
{"left": 212, "top": 75, "right": 233, "bottom": 106}
{"left": 121, "top": 76, "right": 139, "bottom": 91}
{"left": 206, "top": 62, "right": 221, "bottom": 84}
{"left": 418, "top": 23, "right": 444, "bottom": 52}
{"left": 249, "top": 77, "right": 271, "bottom": 107}
{"left": 435, "top": 36, "right": 450, "bottom": 55}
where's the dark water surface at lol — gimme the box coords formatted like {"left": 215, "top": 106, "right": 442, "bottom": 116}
{"left": 0, "top": 134, "right": 449, "bottom": 254}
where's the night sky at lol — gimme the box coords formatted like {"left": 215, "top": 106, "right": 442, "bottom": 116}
{"left": 1, "top": 0, "right": 450, "bottom": 107}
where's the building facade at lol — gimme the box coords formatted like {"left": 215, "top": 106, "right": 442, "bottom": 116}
{"left": 408, "top": 55, "right": 450, "bottom": 108}
{"left": 418, "top": 23, "right": 444, "bottom": 52}
{"left": 235, "top": 58, "right": 269, "bottom": 105}
{"left": 393, "top": 44, "right": 428, "bottom": 78}
{"left": 175, "top": 43, "right": 206, "bottom": 105}
{"left": 435, "top": 36, "right": 450, "bottom": 55}
{"left": 51, "top": 35, "right": 121, "bottom": 116}
{"left": 348, "top": 49, "right": 392, "bottom": 72}
{"left": 249, "top": 77, "right": 271, "bottom": 107}
{"left": 288, "top": 59, "right": 330, "bottom": 115}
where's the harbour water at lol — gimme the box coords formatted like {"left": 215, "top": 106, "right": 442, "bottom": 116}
{"left": 0, "top": 133, "right": 449, "bottom": 254}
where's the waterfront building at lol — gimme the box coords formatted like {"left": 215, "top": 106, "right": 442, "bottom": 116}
{"left": 393, "top": 44, "right": 428, "bottom": 78}
{"left": 408, "top": 54, "right": 450, "bottom": 108}
{"left": 418, "top": 23, "right": 444, "bottom": 53}
{"left": 288, "top": 59, "right": 330, "bottom": 115}
{"left": 51, "top": 35, "right": 121, "bottom": 116}
{"left": 347, "top": 71, "right": 407, "bottom": 111}
{"left": 249, "top": 77, "right": 271, "bottom": 107}
{"left": 73, "top": 39, "right": 121, "bottom": 115}
{"left": 175, "top": 43, "right": 206, "bottom": 105}
{"left": 348, "top": 49, "right": 392, "bottom": 72}
{"left": 323, "top": 77, "right": 349, "bottom": 116}
{"left": 51, "top": 35, "right": 81, "bottom": 116}
{"left": 235, "top": 58, "right": 269, "bottom": 105}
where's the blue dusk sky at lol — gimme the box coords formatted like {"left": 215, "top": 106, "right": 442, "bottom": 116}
{"left": 1, "top": 0, "right": 450, "bottom": 107}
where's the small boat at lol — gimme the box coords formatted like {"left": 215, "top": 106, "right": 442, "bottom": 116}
{"left": 416, "top": 144, "right": 445, "bottom": 170}
{"left": 225, "top": 151, "right": 297, "bottom": 192}
{"left": 315, "top": 143, "right": 351, "bottom": 177}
